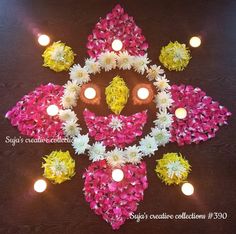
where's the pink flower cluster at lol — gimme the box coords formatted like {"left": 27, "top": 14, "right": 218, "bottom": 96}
{"left": 5, "top": 83, "right": 64, "bottom": 141}
{"left": 83, "top": 109, "right": 148, "bottom": 148}
{"left": 87, "top": 4, "right": 148, "bottom": 58}
{"left": 83, "top": 160, "right": 148, "bottom": 230}
{"left": 170, "top": 84, "right": 231, "bottom": 145}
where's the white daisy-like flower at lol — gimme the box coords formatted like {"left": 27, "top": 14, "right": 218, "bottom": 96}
{"left": 61, "top": 92, "right": 77, "bottom": 109}
{"left": 72, "top": 134, "right": 90, "bottom": 155}
{"left": 106, "top": 148, "right": 125, "bottom": 167}
{"left": 98, "top": 52, "right": 117, "bottom": 71}
{"left": 132, "top": 54, "right": 150, "bottom": 75}
{"left": 153, "top": 75, "right": 170, "bottom": 91}
{"left": 50, "top": 45, "right": 65, "bottom": 62}
{"left": 88, "top": 142, "right": 106, "bottom": 162}
{"left": 154, "top": 111, "right": 173, "bottom": 128}
{"left": 155, "top": 91, "right": 173, "bottom": 109}
{"left": 84, "top": 58, "right": 101, "bottom": 74}
{"left": 108, "top": 116, "right": 123, "bottom": 132}
{"left": 63, "top": 120, "right": 81, "bottom": 137}
{"left": 125, "top": 145, "right": 143, "bottom": 164}
{"left": 50, "top": 159, "right": 67, "bottom": 176}
{"left": 59, "top": 109, "right": 78, "bottom": 122}
{"left": 69, "top": 64, "right": 90, "bottom": 85}
{"left": 139, "top": 135, "right": 157, "bottom": 156}
{"left": 117, "top": 51, "right": 133, "bottom": 70}
{"left": 166, "top": 161, "right": 186, "bottom": 178}
{"left": 63, "top": 81, "right": 80, "bottom": 95}
{"left": 146, "top": 65, "right": 164, "bottom": 81}
{"left": 150, "top": 128, "right": 171, "bottom": 146}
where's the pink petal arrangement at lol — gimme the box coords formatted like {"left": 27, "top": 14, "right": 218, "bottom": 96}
{"left": 5, "top": 83, "right": 64, "bottom": 141}
{"left": 83, "top": 109, "right": 148, "bottom": 148}
{"left": 83, "top": 160, "right": 148, "bottom": 230}
{"left": 86, "top": 4, "right": 148, "bottom": 58}
{"left": 170, "top": 84, "right": 231, "bottom": 146}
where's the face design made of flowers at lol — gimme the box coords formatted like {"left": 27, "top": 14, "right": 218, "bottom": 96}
{"left": 5, "top": 4, "right": 231, "bottom": 230}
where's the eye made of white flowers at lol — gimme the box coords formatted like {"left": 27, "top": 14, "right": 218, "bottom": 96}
{"left": 80, "top": 83, "right": 101, "bottom": 105}
{"left": 132, "top": 83, "right": 154, "bottom": 105}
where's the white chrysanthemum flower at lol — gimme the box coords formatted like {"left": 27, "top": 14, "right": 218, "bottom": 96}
{"left": 108, "top": 116, "right": 123, "bottom": 131}
{"left": 63, "top": 81, "right": 80, "bottom": 95}
{"left": 139, "top": 135, "right": 157, "bottom": 156}
{"left": 72, "top": 134, "right": 90, "bottom": 155}
{"left": 50, "top": 159, "right": 67, "bottom": 176}
{"left": 106, "top": 148, "right": 125, "bottom": 167}
{"left": 88, "top": 142, "right": 106, "bottom": 162}
{"left": 150, "top": 128, "right": 171, "bottom": 146}
{"left": 69, "top": 64, "right": 90, "bottom": 85}
{"left": 146, "top": 65, "right": 164, "bottom": 81}
{"left": 154, "top": 111, "right": 173, "bottom": 128}
{"left": 98, "top": 52, "right": 117, "bottom": 71}
{"left": 117, "top": 51, "right": 133, "bottom": 70}
{"left": 59, "top": 109, "right": 78, "bottom": 122}
{"left": 132, "top": 54, "right": 150, "bottom": 75}
{"left": 153, "top": 76, "right": 170, "bottom": 91}
{"left": 125, "top": 145, "right": 143, "bottom": 164}
{"left": 84, "top": 58, "right": 101, "bottom": 74}
{"left": 61, "top": 93, "right": 77, "bottom": 109}
{"left": 155, "top": 91, "right": 173, "bottom": 109}
{"left": 166, "top": 161, "right": 186, "bottom": 179}
{"left": 50, "top": 45, "right": 65, "bottom": 62}
{"left": 63, "top": 120, "right": 81, "bottom": 137}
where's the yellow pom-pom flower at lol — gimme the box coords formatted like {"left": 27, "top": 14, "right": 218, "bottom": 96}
{"left": 105, "top": 76, "right": 129, "bottom": 115}
{"left": 42, "top": 150, "right": 75, "bottom": 184}
{"left": 42, "top": 41, "right": 75, "bottom": 72}
{"left": 155, "top": 152, "right": 191, "bottom": 185}
{"left": 159, "top": 41, "right": 191, "bottom": 71}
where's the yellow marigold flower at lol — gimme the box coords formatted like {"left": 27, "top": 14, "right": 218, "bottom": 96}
{"left": 42, "top": 150, "right": 75, "bottom": 184}
{"left": 105, "top": 76, "right": 129, "bottom": 115}
{"left": 155, "top": 152, "right": 191, "bottom": 185}
{"left": 42, "top": 41, "right": 75, "bottom": 72}
{"left": 159, "top": 41, "right": 191, "bottom": 71}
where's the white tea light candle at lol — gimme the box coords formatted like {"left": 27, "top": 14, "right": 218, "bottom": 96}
{"left": 112, "top": 169, "right": 124, "bottom": 182}
{"left": 84, "top": 87, "right": 96, "bottom": 99}
{"left": 189, "top": 36, "right": 201, "bottom": 48}
{"left": 181, "top": 182, "right": 194, "bottom": 196}
{"left": 34, "top": 179, "right": 47, "bottom": 193}
{"left": 175, "top": 107, "right": 187, "bottom": 119}
{"left": 112, "top": 39, "right": 123, "bottom": 51}
{"left": 38, "top": 34, "right": 50, "bottom": 46}
{"left": 137, "top": 87, "right": 150, "bottom": 100}
{"left": 47, "top": 104, "right": 59, "bottom": 116}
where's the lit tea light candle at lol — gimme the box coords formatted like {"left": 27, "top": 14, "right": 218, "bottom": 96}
{"left": 189, "top": 36, "right": 201, "bottom": 48}
{"left": 112, "top": 39, "right": 123, "bottom": 51}
{"left": 47, "top": 104, "right": 59, "bottom": 116}
{"left": 137, "top": 87, "right": 150, "bottom": 100}
{"left": 38, "top": 34, "right": 50, "bottom": 46}
{"left": 84, "top": 87, "right": 96, "bottom": 99}
{"left": 181, "top": 182, "right": 194, "bottom": 196}
{"left": 175, "top": 107, "right": 187, "bottom": 119}
{"left": 34, "top": 179, "right": 47, "bottom": 193}
{"left": 112, "top": 169, "right": 124, "bottom": 182}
